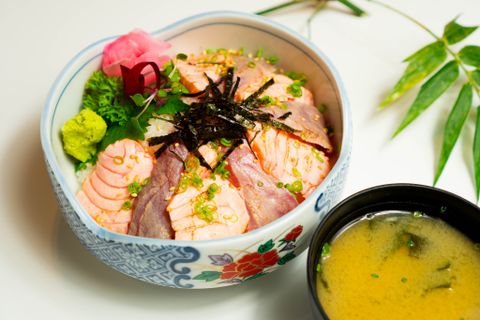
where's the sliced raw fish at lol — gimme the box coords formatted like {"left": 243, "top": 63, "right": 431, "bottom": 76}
{"left": 175, "top": 53, "right": 232, "bottom": 93}
{"left": 89, "top": 171, "right": 129, "bottom": 200}
{"left": 231, "top": 57, "right": 313, "bottom": 105}
{"left": 128, "top": 142, "right": 188, "bottom": 239}
{"left": 76, "top": 139, "right": 154, "bottom": 234}
{"left": 167, "top": 178, "right": 249, "bottom": 240}
{"left": 227, "top": 144, "right": 298, "bottom": 230}
{"left": 249, "top": 128, "right": 330, "bottom": 198}
{"left": 231, "top": 56, "right": 275, "bottom": 101}
{"left": 262, "top": 101, "right": 332, "bottom": 151}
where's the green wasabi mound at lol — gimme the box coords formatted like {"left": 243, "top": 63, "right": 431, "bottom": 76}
{"left": 61, "top": 108, "right": 107, "bottom": 162}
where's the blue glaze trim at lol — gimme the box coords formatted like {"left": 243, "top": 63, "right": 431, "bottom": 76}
{"left": 41, "top": 11, "right": 352, "bottom": 246}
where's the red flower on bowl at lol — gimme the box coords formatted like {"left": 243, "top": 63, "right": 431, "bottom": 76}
{"left": 220, "top": 250, "right": 280, "bottom": 280}
{"left": 284, "top": 225, "right": 303, "bottom": 242}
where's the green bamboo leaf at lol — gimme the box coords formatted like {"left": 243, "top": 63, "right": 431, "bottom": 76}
{"left": 473, "top": 107, "right": 480, "bottom": 200}
{"left": 459, "top": 45, "right": 480, "bottom": 68}
{"left": 337, "top": 0, "right": 366, "bottom": 16}
{"left": 381, "top": 41, "right": 447, "bottom": 107}
{"left": 393, "top": 61, "right": 459, "bottom": 137}
{"left": 434, "top": 84, "right": 473, "bottom": 185}
{"left": 442, "top": 19, "right": 478, "bottom": 44}
{"left": 256, "top": 0, "right": 305, "bottom": 15}
{"left": 473, "top": 69, "right": 480, "bottom": 86}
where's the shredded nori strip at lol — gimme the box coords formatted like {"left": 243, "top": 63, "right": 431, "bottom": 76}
{"left": 148, "top": 67, "right": 297, "bottom": 169}
{"left": 278, "top": 111, "right": 292, "bottom": 120}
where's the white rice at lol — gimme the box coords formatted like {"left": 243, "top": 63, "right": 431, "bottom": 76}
{"left": 145, "top": 116, "right": 176, "bottom": 139}
{"left": 76, "top": 162, "right": 94, "bottom": 184}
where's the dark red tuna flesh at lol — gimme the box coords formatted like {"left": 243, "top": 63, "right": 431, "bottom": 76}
{"left": 227, "top": 144, "right": 298, "bottom": 231}
{"left": 128, "top": 143, "right": 188, "bottom": 239}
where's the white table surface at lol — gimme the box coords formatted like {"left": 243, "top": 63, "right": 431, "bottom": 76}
{"left": 1, "top": 0, "right": 479, "bottom": 319}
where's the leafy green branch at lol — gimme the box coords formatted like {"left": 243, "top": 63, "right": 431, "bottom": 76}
{"left": 256, "top": 0, "right": 366, "bottom": 38}
{"left": 373, "top": 0, "right": 480, "bottom": 198}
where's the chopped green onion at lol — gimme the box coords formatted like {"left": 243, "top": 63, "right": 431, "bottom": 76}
{"left": 207, "top": 183, "right": 220, "bottom": 200}
{"left": 286, "top": 180, "right": 303, "bottom": 193}
{"left": 267, "top": 55, "right": 279, "bottom": 65}
{"left": 285, "top": 71, "right": 307, "bottom": 85}
{"left": 413, "top": 211, "right": 423, "bottom": 218}
{"left": 321, "top": 243, "right": 330, "bottom": 258}
{"left": 214, "top": 161, "right": 231, "bottom": 180}
{"left": 193, "top": 194, "right": 216, "bottom": 223}
{"left": 406, "top": 239, "right": 415, "bottom": 248}
{"left": 122, "top": 200, "right": 132, "bottom": 210}
{"left": 256, "top": 48, "right": 264, "bottom": 58}
{"left": 176, "top": 53, "right": 188, "bottom": 60}
{"left": 141, "top": 177, "right": 151, "bottom": 186}
{"left": 247, "top": 61, "right": 256, "bottom": 68}
{"left": 287, "top": 81, "right": 303, "bottom": 97}
{"left": 292, "top": 167, "right": 302, "bottom": 178}
{"left": 220, "top": 137, "right": 232, "bottom": 147}
{"left": 317, "top": 104, "right": 327, "bottom": 113}
{"left": 276, "top": 182, "right": 284, "bottom": 188}
{"left": 128, "top": 181, "right": 143, "bottom": 197}
{"left": 257, "top": 181, "right": 264, "bottom": 187}
{"left": 311, "top": 148, "right": 325, "bottom": 163}
{"left": 401, "top": 277, "right": 408, "bottom": 283}
{"left": 259, "top": 95, "right": 274, "bottom": 106}
{"left": 371, "top": 273, "right": 380, "bottom": 279}
{"left": 191, "top": 174, "right": 203, "bottom": 189}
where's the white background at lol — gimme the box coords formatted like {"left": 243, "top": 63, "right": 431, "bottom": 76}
{"left": 1, "top": 0, "right": 479, "bottom": 319}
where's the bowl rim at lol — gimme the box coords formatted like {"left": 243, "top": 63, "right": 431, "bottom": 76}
{"left": 40, "top": 10, "right": 352, "bottom": 247}
{"left": 306, "top": 183, "right": 480, "bottom": 319}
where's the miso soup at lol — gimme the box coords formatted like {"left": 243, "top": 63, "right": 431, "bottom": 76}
{"left": 316, "top": 211, "right": 480, "bottom": 320}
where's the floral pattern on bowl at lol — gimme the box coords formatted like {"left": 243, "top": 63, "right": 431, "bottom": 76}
{"left": 194, "top": 225, "right": 303, "bottom": 284}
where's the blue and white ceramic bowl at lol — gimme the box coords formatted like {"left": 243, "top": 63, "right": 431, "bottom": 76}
{"left": 41, "top": 11, "right": 352, "bottom": 289}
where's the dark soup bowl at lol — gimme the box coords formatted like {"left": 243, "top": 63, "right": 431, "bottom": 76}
{"left": 307, "top": 183, "right": 480, "bottom": 319}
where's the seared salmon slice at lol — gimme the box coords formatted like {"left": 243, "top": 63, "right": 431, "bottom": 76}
{"left": 76, "top": 139, "right": 154, "bottom": 234}
{"left": 262, "top": 101, "right": 332, "bottom": 151}
{"left": 167, "top": 178, "right": 249, "bottom": 240}
{"left": 175, "top": 53, "right": 235, "bottom": 93}
{"left": 231, "top": 56, "right": 313, "bottom": 104}
{"left": 249, "top": 128, "right": 330, "bottom": 198}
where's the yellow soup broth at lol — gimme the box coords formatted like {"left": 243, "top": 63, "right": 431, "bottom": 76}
{"left": 317, "top": 212, "right": 480, "bottom": 320}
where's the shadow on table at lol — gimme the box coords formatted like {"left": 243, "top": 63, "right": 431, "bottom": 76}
{"left": 4, "top": 111, "right": 59, "bottom": 265}
{"left": 55, "top": 216, "right": 314, "bottom": 320}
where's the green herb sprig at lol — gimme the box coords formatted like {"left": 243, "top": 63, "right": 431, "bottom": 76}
{"left": 374, "top": 0, "right": 480, "bottom": 198}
